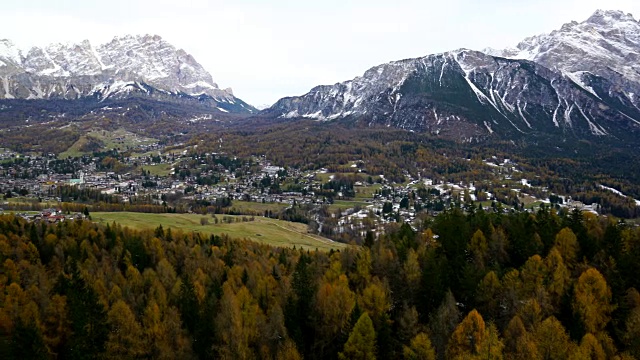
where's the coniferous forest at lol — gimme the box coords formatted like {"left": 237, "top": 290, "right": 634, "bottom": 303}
{"left": 1, "top": 206, "right": 640, "bottom": 359}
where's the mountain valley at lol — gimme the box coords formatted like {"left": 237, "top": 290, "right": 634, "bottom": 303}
{"left": 3, "top": 7, "right": 640, "bottom": 360}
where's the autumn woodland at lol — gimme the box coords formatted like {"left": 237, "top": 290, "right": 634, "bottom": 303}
{"left": 1, "top": 205, "right": 640, "bottom": 359}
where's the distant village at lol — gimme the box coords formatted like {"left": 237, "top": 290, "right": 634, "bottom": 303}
{"left": 0, "top": 142, "right": 614, "bottom": 240}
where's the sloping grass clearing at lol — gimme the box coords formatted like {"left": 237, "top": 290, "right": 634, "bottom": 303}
{"left": 91, "top": 212, "right": 345, "bottom": 251}
{"left": 60, "top": 128, "right": 157, "bottom": 159}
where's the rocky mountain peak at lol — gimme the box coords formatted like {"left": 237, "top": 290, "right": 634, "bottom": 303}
{"left": 586, "top": 9, "right": 637, "bottom": 25}
{"left": 0, "top": 34, "right": 250, "bottom": 107}
{"left": 41, "top": 39, "right": 104, "bottom": 76}
{"left": 96, "top": 34, "right": 230, "bottom": 98}
{"left": 484, "top": 10, "right": 640, "bottom": 85}
{"left": 0, "top": 39, "right": 23, "bottom": 67}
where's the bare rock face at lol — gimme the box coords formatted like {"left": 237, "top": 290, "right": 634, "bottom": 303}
{"left": 0, "top": 34, "right": 250, "bottom": 111}
{"left": 96, "top": 35, "right": 232, "bottom": 100}
{"left": 266, "top": 10, "right": 640, "bottom": 144}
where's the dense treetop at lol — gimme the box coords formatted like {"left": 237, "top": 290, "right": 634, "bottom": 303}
{"left": 1, "top": 206, "right": 640, "bottom": 359}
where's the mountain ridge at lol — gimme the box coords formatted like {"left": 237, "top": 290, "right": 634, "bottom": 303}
{"left": 263, "top": 10, "right": 640, "bottom": 145}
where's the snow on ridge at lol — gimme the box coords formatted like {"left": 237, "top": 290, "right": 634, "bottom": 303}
{"left": 564, "top": 71, "right": 602, "bottom": 100}
{"left": 484, "top": 121, "right": 494, "bottom": 134}
{"left": 183, "top": 80, "right": 217, "bottom": 90}
{"left": 36, "top": 48, "right": 69, "bottom": 77}
{"left": 599, "top": 184, "right": 640, "bottom": 206}
{"left": 282, "top": 110, "right": 299, "bottom": 118}
{"left": 453, "top": 51, "right": 520, "bottom": 131}
{"left": 89, "top": 42, "right": 112, "bottom": 71}
{"left": 188, "top": 114, "right": 213, "bottom": 123}
{"left": 575, "top": 103, "right": 608, "bottom": 135}
{"left": 2, "top": 77, "right": 14, "bottom": 98}
{"left": 99, "top": 80, "right": 137, "bottom": 100}
{"left": 302, "top": 110, "right": 323, "bottom": 119}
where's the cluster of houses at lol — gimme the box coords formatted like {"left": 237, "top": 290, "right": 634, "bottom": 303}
{"left": 15, "top": 208, "right": 86, "bottom": 223}
{"left": 0, "top": 148, "right": 18, "bottom": 162}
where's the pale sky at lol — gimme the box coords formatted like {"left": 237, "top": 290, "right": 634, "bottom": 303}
{"left": 2, "top": 0, "right": 639, "bottom": 106}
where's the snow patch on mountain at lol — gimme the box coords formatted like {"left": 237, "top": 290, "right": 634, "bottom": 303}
{"left": 599, "top": 184, "right": 640, "bottom": 206}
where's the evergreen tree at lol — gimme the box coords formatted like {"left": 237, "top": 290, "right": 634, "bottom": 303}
{"left": 364, "top": 231, "right": 375, "bottom": 248}
{"left": 61, "top": 261, "right": 108, "bottom": 359}
{"left": 429, "top": 290, "right": 461, "bottom": 360}
{"left": 10, "top": 320, "right": 49, "bottom": 360}
{"left": 178, "top": 275, "right": 199, "bottom": 335}
{"left": 285, "top": 252, "right": 316, "bottom": 356}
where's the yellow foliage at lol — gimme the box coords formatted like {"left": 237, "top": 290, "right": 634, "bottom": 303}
{"left": 339, "top": 312, "right": 377, "bottom": 360}
{"left": 316, "top": 274, "right": 356, "bottom": 339}
{"left": 447, "top": 309, "right": 487, "bottom": 358}
{"left": 573, "top": 268, "right": 614, "bottom": 334}
{"left": 359, "top": 278, "right": 390, "bottom": 320}
{"left": 105, "top": 300, "right": 146, "bottom": 358}
{"left": 534, "top": 316, "right": 572, "bottom": 360}
{"left": 403, "top": 332, "right": 436, "bottom": 360}
{"left": 555, "top": 228, "right": 579, "bottom": 265}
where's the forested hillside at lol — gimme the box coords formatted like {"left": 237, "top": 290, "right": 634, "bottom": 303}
{"left": 1, "top": 206, "right": 640, "bottom": 359}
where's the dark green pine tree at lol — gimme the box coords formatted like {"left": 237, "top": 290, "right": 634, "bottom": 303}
{"left": 61, "top": 261, "right": 108, "bottom": 360}
{"left": 364, "top": 231, "right": 375, "bottom": 248}
{"left": 418, "top": 248, "right": 448, "bottom": 322}
{"left": 154, "top": 224, "right": 164, "bottom": 239}
{"left": 10, "top": 320, "right": 49, "bottom": 360}
{"left": 374, "top": 312, "right": 393, "bottom": 359}
{"left": 193, "top": 283, "right": 219, "bottom": 359}
{"left": 285, "top": 252, "right": 316, "bottom": 357}
{"left": 178, "top": 275, "right": 199, "bottom": 335}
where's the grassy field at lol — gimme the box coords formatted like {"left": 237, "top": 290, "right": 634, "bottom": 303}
{"left": 229, "top": 201, "right": 290, "bottom": 214}
{"left": 328, "top": 200, "right": 370, "bottom": 212}
{"left": 60, "top": 128, "right": 157, "bottom": 158}
{"left": 313, "top": 172, "right": 335, "bottom": 182}
{"left": 91, "top": 212, "right": 346, "bottom": 251}
{"left": 354, "top": 184, "right": 381, "bottom": 200}
{"left": 142, "top": 163, "right": 175, "bottom": 177}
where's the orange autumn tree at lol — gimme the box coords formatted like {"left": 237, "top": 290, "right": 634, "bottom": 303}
{"left": 572, "top": 268, "right": 614, "bottom": 334}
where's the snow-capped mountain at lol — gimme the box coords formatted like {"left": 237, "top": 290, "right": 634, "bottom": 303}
{"left": 484, "top": 10, "right": 640, "bottom": 85}
{"left": 0, "top": 35, "right": 255, "bottom": 113}
{"left": 265, "top": 10, "right": 640, "bottom": 143}
{"left": 266, "top": 49, "right": 640, "bottom": 141}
